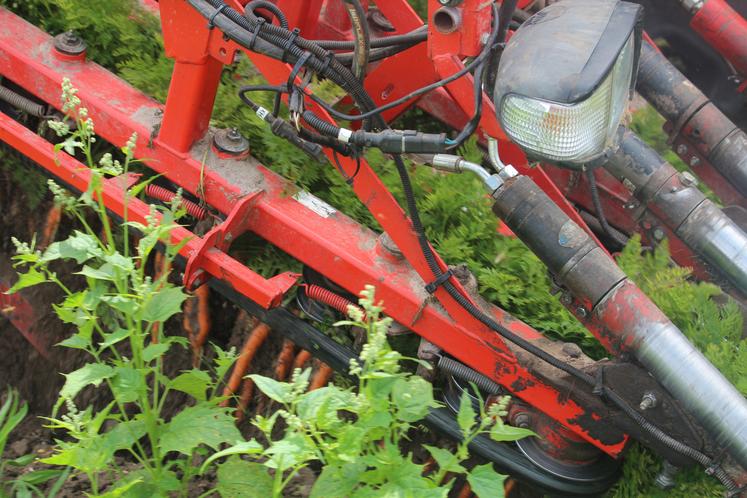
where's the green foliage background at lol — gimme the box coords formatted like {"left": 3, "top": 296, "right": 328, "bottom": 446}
{"left": 1, "top": 0, "right": 745, "bottom": 495}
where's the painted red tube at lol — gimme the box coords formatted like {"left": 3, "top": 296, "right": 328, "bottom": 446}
{"left": 690, "top": 0, "right": 747, "bottom": 78}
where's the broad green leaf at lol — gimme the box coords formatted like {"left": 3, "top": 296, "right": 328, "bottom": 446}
{"left": 169, "top": 369, "right": 211, "bottom": 402}
{"left": 264, "top": 432, "right": 315, "bottom": 471}
{"left": 310, "top": 463, "right": 365, "bottom": 498}
{"left": 41, "top": 231, "right": 101, "bottom": 264}
{"left": 392, "top": 377, "right": 434, "bottom": 422}
{"left": 99, "top": 328, "right": 132, "bottom": 348}
{"left": 16, "top": 469, "right": 64, "bottom": 485}
{"left": 248, "top": 375, "right": 293, "bottom": 404}
{"left": 77, "top": 264, "right": 116, "bottom": 281}
{"left": 101, "top": 418, "right": 147, "bottom": 454}
{"left": 140, "top": 286, "right": 187, "bottom": 323}
{"left": 41, "top": 439, "right": 112, "bottom": 474}
{"left": 490, "top": 422, "right": 536, "bottom": 442}
{"left": 8, "top": 268, "right": 47, "bottom": 293}
{"left": 456, "top": 390, "right": 476, "bottom": 436}
{"left": 467, "top": 463, "right": 506, "bottom": 498}
{"left": 216, "top": 456, "right": 273, "bottom": 498}
{"left": 57, "top": 333, "right": 91, "bottom": 350}
{"left": 101, "top": 295, "right": 139, "bottom": 315}
{"left": 142, "top": 342, "right": 170, "bottom": 362}
{"left": 111, "top": 366, "right": 146, "bottom": 403}
{"left": 201, "top": 440, "right": 264, "bottom": 472}
{"left": 159, "top": 404, "right": 241, "bottom": 455}
{"left": 424, "top": 445, "right": 465, "bottom": 475}
{"left": 59, "top": 363, "right": 114, "bottom": 402}
{"left": 103, "top": 252, "right": 134, "bottom": 272}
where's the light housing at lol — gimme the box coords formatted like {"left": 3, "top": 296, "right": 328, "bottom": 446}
{"left": 493, "top": 0, "right": 643, "bottom": 168}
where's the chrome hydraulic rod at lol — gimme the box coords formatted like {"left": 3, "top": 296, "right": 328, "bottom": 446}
{"left": 490, "top": 173, "right": 747, "bottom": 472}
{"left": 605, "top": 127, "right": 747, "bottom": 294}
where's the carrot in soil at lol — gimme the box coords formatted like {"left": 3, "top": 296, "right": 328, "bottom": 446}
{"left": 236, "top": 378, "right": 255, "bottom": 422}
{"left": 221, "top": 322, "right": 271, "bottom": 408}
{"left": 275, "top": 339, "right": 297, "bottom": 381}
{"left": 293, "top": 349, "right": 312, "bottom": 370}
{"left": 183, "top": 284, "right": 211, "bottom": 367}
{"left": 456, "top": 483, "right": 472, "bottom": 498}
{"left": 504, "top": 477, "right": 516, "bottom": 497}
{"left": 309, "top": 362, "right": 334, "bottom": 391}
{"left": 39, "top": 205, "right": 62, "bottom": 249}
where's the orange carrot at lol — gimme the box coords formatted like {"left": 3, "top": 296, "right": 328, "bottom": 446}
{"left": 504, "top": 478, "right": 516, "bottom": 497}
{"left": 274, "top": 340, "right": 296, "bottom": 382}
{"left": 309, "top": 363, "right": 334, "bottom": 391}
{"left": 39, "top": 205, "right": 62, "bottom": 249}
{"left": 456, "top": 483, "right": 472, "bottom": 498}
{"left": 292, "top": 350, "right": 312, "bottom": 370}
{"left": 221, "top": 322, "right": 270, "bottom": 407}
{"left": 236, "top": 378, "right": 255, "bottom": 423}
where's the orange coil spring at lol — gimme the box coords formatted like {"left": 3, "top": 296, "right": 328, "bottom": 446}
{"left": 145, "top": 184, "right": 207, "bottom": 220}
{"left": 304, "top": 284, "right": 363, "bottom": 318}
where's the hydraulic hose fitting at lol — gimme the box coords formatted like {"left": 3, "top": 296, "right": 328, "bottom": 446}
{"left": 605, "top": 127, "right": 747, "bottom": 294}
{"left": 636, "top": 42, "right": 747, "bottom": 197}
{"left": 430, "top": 154, "right": 509, "bottom": 194}
{"left": 491, "top": 174, "right": 747, "bottom": 471}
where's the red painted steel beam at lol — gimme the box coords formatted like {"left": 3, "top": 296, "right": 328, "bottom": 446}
{"left": 0, "top": 282, "right": 49, "bottom": 359}
{"left": 0, "top": 7, "right": 628, "bottom": 455}
{"left": 690, "top": 0, "right": 747, "bottom": 78}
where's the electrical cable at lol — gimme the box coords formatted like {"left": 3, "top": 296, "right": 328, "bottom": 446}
{"left": 314, "top": 26, "right": 427, "bottom": 50}
{"left": 244, "top": 0, "right": 288, "bottom": 29}
{"left": 342, "top": 0, "right": 370, "bottom": 81}
{"left": 585, "top": 166, "right": 628, "bottom": 247}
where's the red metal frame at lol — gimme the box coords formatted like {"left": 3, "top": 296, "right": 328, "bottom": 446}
{"left": 0, "top": 4, "right": 634, "bottom": 456}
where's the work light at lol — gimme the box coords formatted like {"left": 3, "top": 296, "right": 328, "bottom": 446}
{"left": 493, "top": 0, "right": 643, "bottom": 167}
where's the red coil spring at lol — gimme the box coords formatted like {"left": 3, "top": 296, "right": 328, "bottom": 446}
{"left": 304, "top": 284, "right": 364, "bottom": 318}
{"left": 145, "top": 184, "right": 207, "bottom": 220}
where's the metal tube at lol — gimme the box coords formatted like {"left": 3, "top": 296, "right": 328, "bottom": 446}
{"left": 636, "top": 42, "right": 747, "bottom": 197}
{"left": 605, "top": 128, "right": 747, "bottom": 294}
{"left": 492, "top": 175, "right": 747, "bottom": 470}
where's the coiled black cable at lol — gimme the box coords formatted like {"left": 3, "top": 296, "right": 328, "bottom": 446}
{"left": 245, "top": 0, "right": 288, "bottom": 29}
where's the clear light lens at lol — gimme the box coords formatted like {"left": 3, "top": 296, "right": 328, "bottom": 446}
{"left": 500, "top": 35, "right": 635, "bottom": 164}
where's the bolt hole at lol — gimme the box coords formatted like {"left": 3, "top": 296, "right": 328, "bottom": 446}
{"left": 433, "top": 7, "right": 461, "bottom": 34}
{"left": 219, "top": 47, "right": 227, "bottom": 57}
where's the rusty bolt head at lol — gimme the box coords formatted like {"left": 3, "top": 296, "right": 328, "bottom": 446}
{"left": 689, "top": 156, "right": 701, "bottom": 167}
{"left": 214, "top": 128, "right": 250, "bottom": 155}
{"left": 653, "top": 227, "right": 665, "bottom": 241}
{"left": 679, "top": 171, "right": 698, "bottom": 188}
{"left": 676, "top": 144, "right": 688, "bottom": 156}
{"left": 54, "top": 30, "right": 87, "bottom": 56}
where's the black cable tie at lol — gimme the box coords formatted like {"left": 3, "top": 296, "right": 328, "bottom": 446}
{"left": 592, "top": 366, "right": 606, "bottom": 398}
{"left": 207, "top": 4, "right": 228, "bottom": 30}
{"left": 247, "top": 18, "right": 266, "bottom": 51}
{"left": 282, "top": 28, "right": 301, "bottom": 63}
{"left": 319, "top": 51, "right": 335, "bottom": 75}
{"left": 425, "top": 269, "right": 453, "bottom": 294}
{"left": 288, "top": 51, "right": 312, "bottom": 90}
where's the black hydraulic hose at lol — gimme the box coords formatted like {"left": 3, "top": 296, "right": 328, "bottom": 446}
{"left": 302, "top": 110, "right": 341, "bottom": 138}
{"left": 245, "top": 0, "right": 288, "bottom": 29}
{"left": 335, "top": 41, "right": 421, "bottom": 65}
{"left": 342, "top": 0, "right": 370, "bottom": 81}
{"left": 314, "top": 27, "right": 427, "bottom": 50}
{"left": 497, "top": 0, "right": 517, "bottom": 43}
{"left": 446, "top": 57, "right": 485, "bottom": 149}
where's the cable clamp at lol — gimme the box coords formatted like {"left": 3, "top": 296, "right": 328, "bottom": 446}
{"left": 207, "top": 4, "right": 228, "bottom": 29}
{"left": 592, "top": 366, "right": 606, "bottom": 398}
{"left": 282, "top": 28, "right": 301, "bottom": 63}
{"left": 248, "top": 18, "right": 266, "bottom": 50}
{"left": 319, "top": 51, "right": 335, "bottom": 75}
{"left": 425, "top": 269, "right": 453, "bottom": 294}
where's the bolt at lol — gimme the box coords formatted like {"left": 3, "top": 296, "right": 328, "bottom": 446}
{"left": 639, "top": 391, "right": 658, "bottom": 411}
{"left": 513, "top": 413, "right": 532, "bottom": 429}
{"left": 679, "top": 171, "right": 698, "bottom": 188}
{"left": 654, "top": 460, "right": 679, "bottom": 490}
{"left": 676, "top": 144, "right": 688, "bottom": 156}
{"left": 575, "top": 306, "right": 588, "bottom": 318}
{"left": 689, "top": 156, "right": 701, "bottom": 167}
{"left": 559, "top": 293, "right": 572, "bottom": 306}
{"left": 213, "top": 128, "right": 250, "bottom": 156}
{"left": 653, "top": 227, "right": 665, "bottom": 241}
{"left": 54, "top": 30, "right": 87, "bottom": 56}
